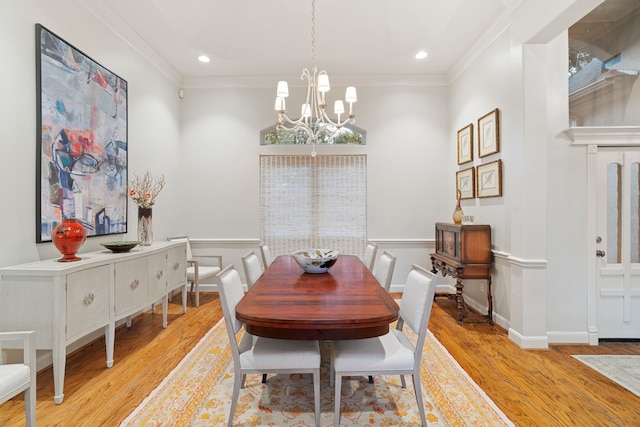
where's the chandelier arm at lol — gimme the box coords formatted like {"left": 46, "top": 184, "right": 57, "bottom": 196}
{"left": 318, "top": 109, "right": 354, "bottom": 128}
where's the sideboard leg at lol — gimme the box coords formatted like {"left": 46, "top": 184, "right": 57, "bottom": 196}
{"left": 53, "top": 345, "right": 65, "bottom": 404}
{"left": 455, "top": 278, "right": 465, "bottom": 325}
{"left": 486, "top": 276, "right": 494, "bottom": 325}
{"left": 105, "top": 323, "right": 115, "bottom": 368}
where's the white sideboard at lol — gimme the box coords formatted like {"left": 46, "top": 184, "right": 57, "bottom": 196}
{"left": 0, "top": 241, "right": 187, "bottom": 404}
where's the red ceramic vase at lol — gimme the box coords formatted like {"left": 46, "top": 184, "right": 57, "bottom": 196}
{"left": 52, "top": 218, "right": 87, "bottom": 262}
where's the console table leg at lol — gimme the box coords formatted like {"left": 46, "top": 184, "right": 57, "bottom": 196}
{"left": 455, "top": 278, "right": 464, "bottom": 325}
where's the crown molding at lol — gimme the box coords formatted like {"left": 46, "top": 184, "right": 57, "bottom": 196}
{"left": 76, "top": 0, "right": 183, "bottom": 86}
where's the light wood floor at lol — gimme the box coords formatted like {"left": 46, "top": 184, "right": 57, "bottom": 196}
{"left": 1, "top": 292, "right": 639, "bottom": 426}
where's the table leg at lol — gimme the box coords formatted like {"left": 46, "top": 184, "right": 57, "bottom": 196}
{"left": 455, "top": 277, "right": 464, "bottom": 325}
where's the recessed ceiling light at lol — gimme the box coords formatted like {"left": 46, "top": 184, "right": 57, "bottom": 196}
{"left": 415, "top": 51, "right": 428, "bottom": 60}
{"left": 198, "top": 55, "right": 210, "bottom": 63}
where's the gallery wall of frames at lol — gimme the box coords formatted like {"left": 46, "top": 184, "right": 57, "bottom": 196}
{"left": 456, "top": 108, "right": 502, "bottom": 200}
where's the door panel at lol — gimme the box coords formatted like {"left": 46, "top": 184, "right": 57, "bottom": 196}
{"left": 596, "top": 148, "right": 640, "bottom": 338}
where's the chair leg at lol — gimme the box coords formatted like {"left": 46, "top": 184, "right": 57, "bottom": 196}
{"left": 25, "top": 387, "right": 36, "bottom": 427}
{"left": 229, "top": 373, "right": 242, "bottom": 427}
{"left": 261, "top": 373, "right": 268, "bottom": 383}
{"left": 412, "top": 373, "right": 427, "bottom": 427}
{"left": 194, "top": 277, "right": 200, "bottom": 307}
{"left": 181, "top": 285, "right": 187, "bottom": 314}
{"left": 313, "top": 368, "right": 320, "bottom": 427}
{"left": 368, "top": 375, "right": 374, "bottom": 383}
{"left": 334, "top": 374, "right": 342, "bottom": 427}
{"left": 400, "top": 374, "right": 406, "bottom": 388}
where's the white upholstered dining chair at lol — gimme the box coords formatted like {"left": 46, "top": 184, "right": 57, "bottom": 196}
{"left": 167, "top": 236, "right": 222, "bottom": 307}
{"left": 241, "top": 250, "right": 264, "bottom": 289}
{"left": 372, "top": 250, "right": 397, "bottom": 292}
{"left": 217, "top": 265, "right": 321, "bottom": 427}
{"left": 0, "top": 331, "right": 36, "bottom": 427}
{"left": 331, "top": 264, "right": 437, "bottom": 427}
{"left": 259, "top": 243, "right": 274, "bottom": 269}
{"left": 362, "top": 241, "right": 378, "bottom": 271}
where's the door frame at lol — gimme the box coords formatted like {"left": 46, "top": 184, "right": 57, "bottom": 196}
{"left": 566, "top": 127, "right": 640, "bottom": 344}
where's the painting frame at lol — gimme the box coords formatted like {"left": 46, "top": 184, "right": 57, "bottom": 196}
{"left": 456, "top": 167, "right": 475, "bottom": 199}
{"left": 476, "top": 160, "right": 503, "bottom": 198}
{"left": 457, "top": 123, "right": 473, "bottom": 164}
{"left": 36, "top": 24, "right": 128, "bottom": 243}
{"left": 477, "top": 108, "right": 500, "bottom": 157}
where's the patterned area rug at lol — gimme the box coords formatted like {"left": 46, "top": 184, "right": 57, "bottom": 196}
{"left": 573, "top": 355, "right": 640, "bottom": 397}
{"left": 121, "top": 318, "right": 513, "bottom": 426}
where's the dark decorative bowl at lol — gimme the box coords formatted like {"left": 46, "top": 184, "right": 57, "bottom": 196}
{"left": 101, "top": 241, "right": 141, "bottom": 253}
{"left": 292, "top": 249, "right": 339, "bottom": 273}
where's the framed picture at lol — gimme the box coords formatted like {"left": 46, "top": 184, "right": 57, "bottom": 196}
{"left": 476, "top": 160, "right": 503, "bottom": 198}
{"left": 457, "top": 123, "right": 473, "bottom": 164}
{"left": 456, "top": 167, "right": 475, "bottom": 199}
{"left": 36, "top": 24, "right": 128, "bottom": 242}
{"left": 478, "top": 108, "right": 500, "bottom": 157}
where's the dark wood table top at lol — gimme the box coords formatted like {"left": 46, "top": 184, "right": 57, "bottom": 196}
{"left": 235, "top": 254, "right": 399, "bottom": 340}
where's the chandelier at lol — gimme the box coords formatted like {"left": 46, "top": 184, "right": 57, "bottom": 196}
{"left": 274, "top": 0, "right": 357, "bottom": 157}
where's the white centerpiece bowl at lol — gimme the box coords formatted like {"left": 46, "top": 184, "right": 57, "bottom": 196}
{"left": 292, "top": 249, "right": 339, "bottom": 274}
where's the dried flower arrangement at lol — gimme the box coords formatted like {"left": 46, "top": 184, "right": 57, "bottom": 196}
{"left": 128, "top": 172, "right": 165, "bottom": 209}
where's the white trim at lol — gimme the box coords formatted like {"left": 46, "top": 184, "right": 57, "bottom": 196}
{"left": 508, "top": 328, "right": 549, "bottom": 349}
{"left": 370, "top": 238, "right": 433, "bottom": 245}
{"left": 547, "top": 331, "right": 590, "bottom": 344}
{"left": 77, "top": 0, "right": 182, "bottom": 86}
{"left": 507, "top": 256, "right": 547, "bottom": 268}
{"left": 564, "top": 127, "right": 640, "bottom": 146}
{"left": 190, "top": 238, "right": 260, "bottom": 245}
{"left": 182, "top": 74, "right": 449, "bottom": 89}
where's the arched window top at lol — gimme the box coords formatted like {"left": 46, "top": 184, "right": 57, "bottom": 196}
{"left": 260, "top": 122, "right": 367, "bottom": 146}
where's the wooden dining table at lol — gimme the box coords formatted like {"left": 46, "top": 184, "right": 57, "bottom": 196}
{"left": 235, "top": 254, "right": 399, "bottom": 340}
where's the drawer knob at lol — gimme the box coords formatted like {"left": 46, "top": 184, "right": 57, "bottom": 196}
{"left": 130, "top": 279, "right": 140, "bottom": 289}
{"left": 156, "top": 270, "right": 164, "bottom": 279}
{"left": 173, "top": 262, "right": 180, "bottom": 270}
{"left": 83, "top": 293, "right": 95, "bottom": 305}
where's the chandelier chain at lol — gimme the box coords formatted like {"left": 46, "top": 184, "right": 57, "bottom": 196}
{"left": 311, "top": 0, "right": 316, "bottom": 70}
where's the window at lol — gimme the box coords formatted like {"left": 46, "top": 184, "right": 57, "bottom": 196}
{"left": 260, "top": 123, "right": 366, "bottom": 145}
{"left": 568, "top": 0, "right": 640, "bottom": 126}
{"left": 260, "top": 155, "right": 367, "bottom": 258}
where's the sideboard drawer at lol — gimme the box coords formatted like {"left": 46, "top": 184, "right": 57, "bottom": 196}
{"left": 166, "top": 245, "right": 187, "bottom": 290}
{"left": 147, "top": 252, "right": 167, "bottom": 301}
{"left": 114, "top": 258, "right": 149, "bottom": 316}
{"left": 66, "top": 265, "right": 110, "bottom": 341}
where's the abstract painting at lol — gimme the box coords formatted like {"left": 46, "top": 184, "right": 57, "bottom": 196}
{"left": 36, "top": 24, "right": 128, "bottom": 242}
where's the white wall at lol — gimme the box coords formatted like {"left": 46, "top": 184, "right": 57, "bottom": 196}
{"left": 0, "top": 0, "right": 181, "bottom": 266}
{"left": 0, "top": 0, "right": 613, "bottom": 348}
{"left": 177, "top": 83, "right": 452, "bottom": 282}
{"left": 448, "top": 29, "right": 511, "bottom": 323}
{"left": 448, "top": 0, "right": 606, "bottom": 346}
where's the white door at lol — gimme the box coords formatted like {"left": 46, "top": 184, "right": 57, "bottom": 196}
{"left": 595, "top": 147, "right": 640, "bottom": 338}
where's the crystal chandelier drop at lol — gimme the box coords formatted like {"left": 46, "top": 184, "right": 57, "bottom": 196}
{"left": 274, "top": 0, "right": 357, "bottom": 157}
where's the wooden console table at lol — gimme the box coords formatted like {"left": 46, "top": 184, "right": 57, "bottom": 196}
{"left": 430, "top": 222, "right": 493, "bottom": 325}
{"left": 0, "top": 241, "right": 187, "bottom": 404}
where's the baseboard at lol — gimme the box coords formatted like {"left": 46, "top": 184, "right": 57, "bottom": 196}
{"left": 508, "top": 328, "right": 549, "bottom": 349}
{"left": 547, "top": 331, "right": 590, "bottom": 344}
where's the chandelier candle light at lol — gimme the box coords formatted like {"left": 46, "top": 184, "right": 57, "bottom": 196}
{"left": 274, "top": 0, "right": 357, "bottom": 157}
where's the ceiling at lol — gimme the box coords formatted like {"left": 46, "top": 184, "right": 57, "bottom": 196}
{"left": 84, "top": 0, "right": 523, "bottom": 82}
